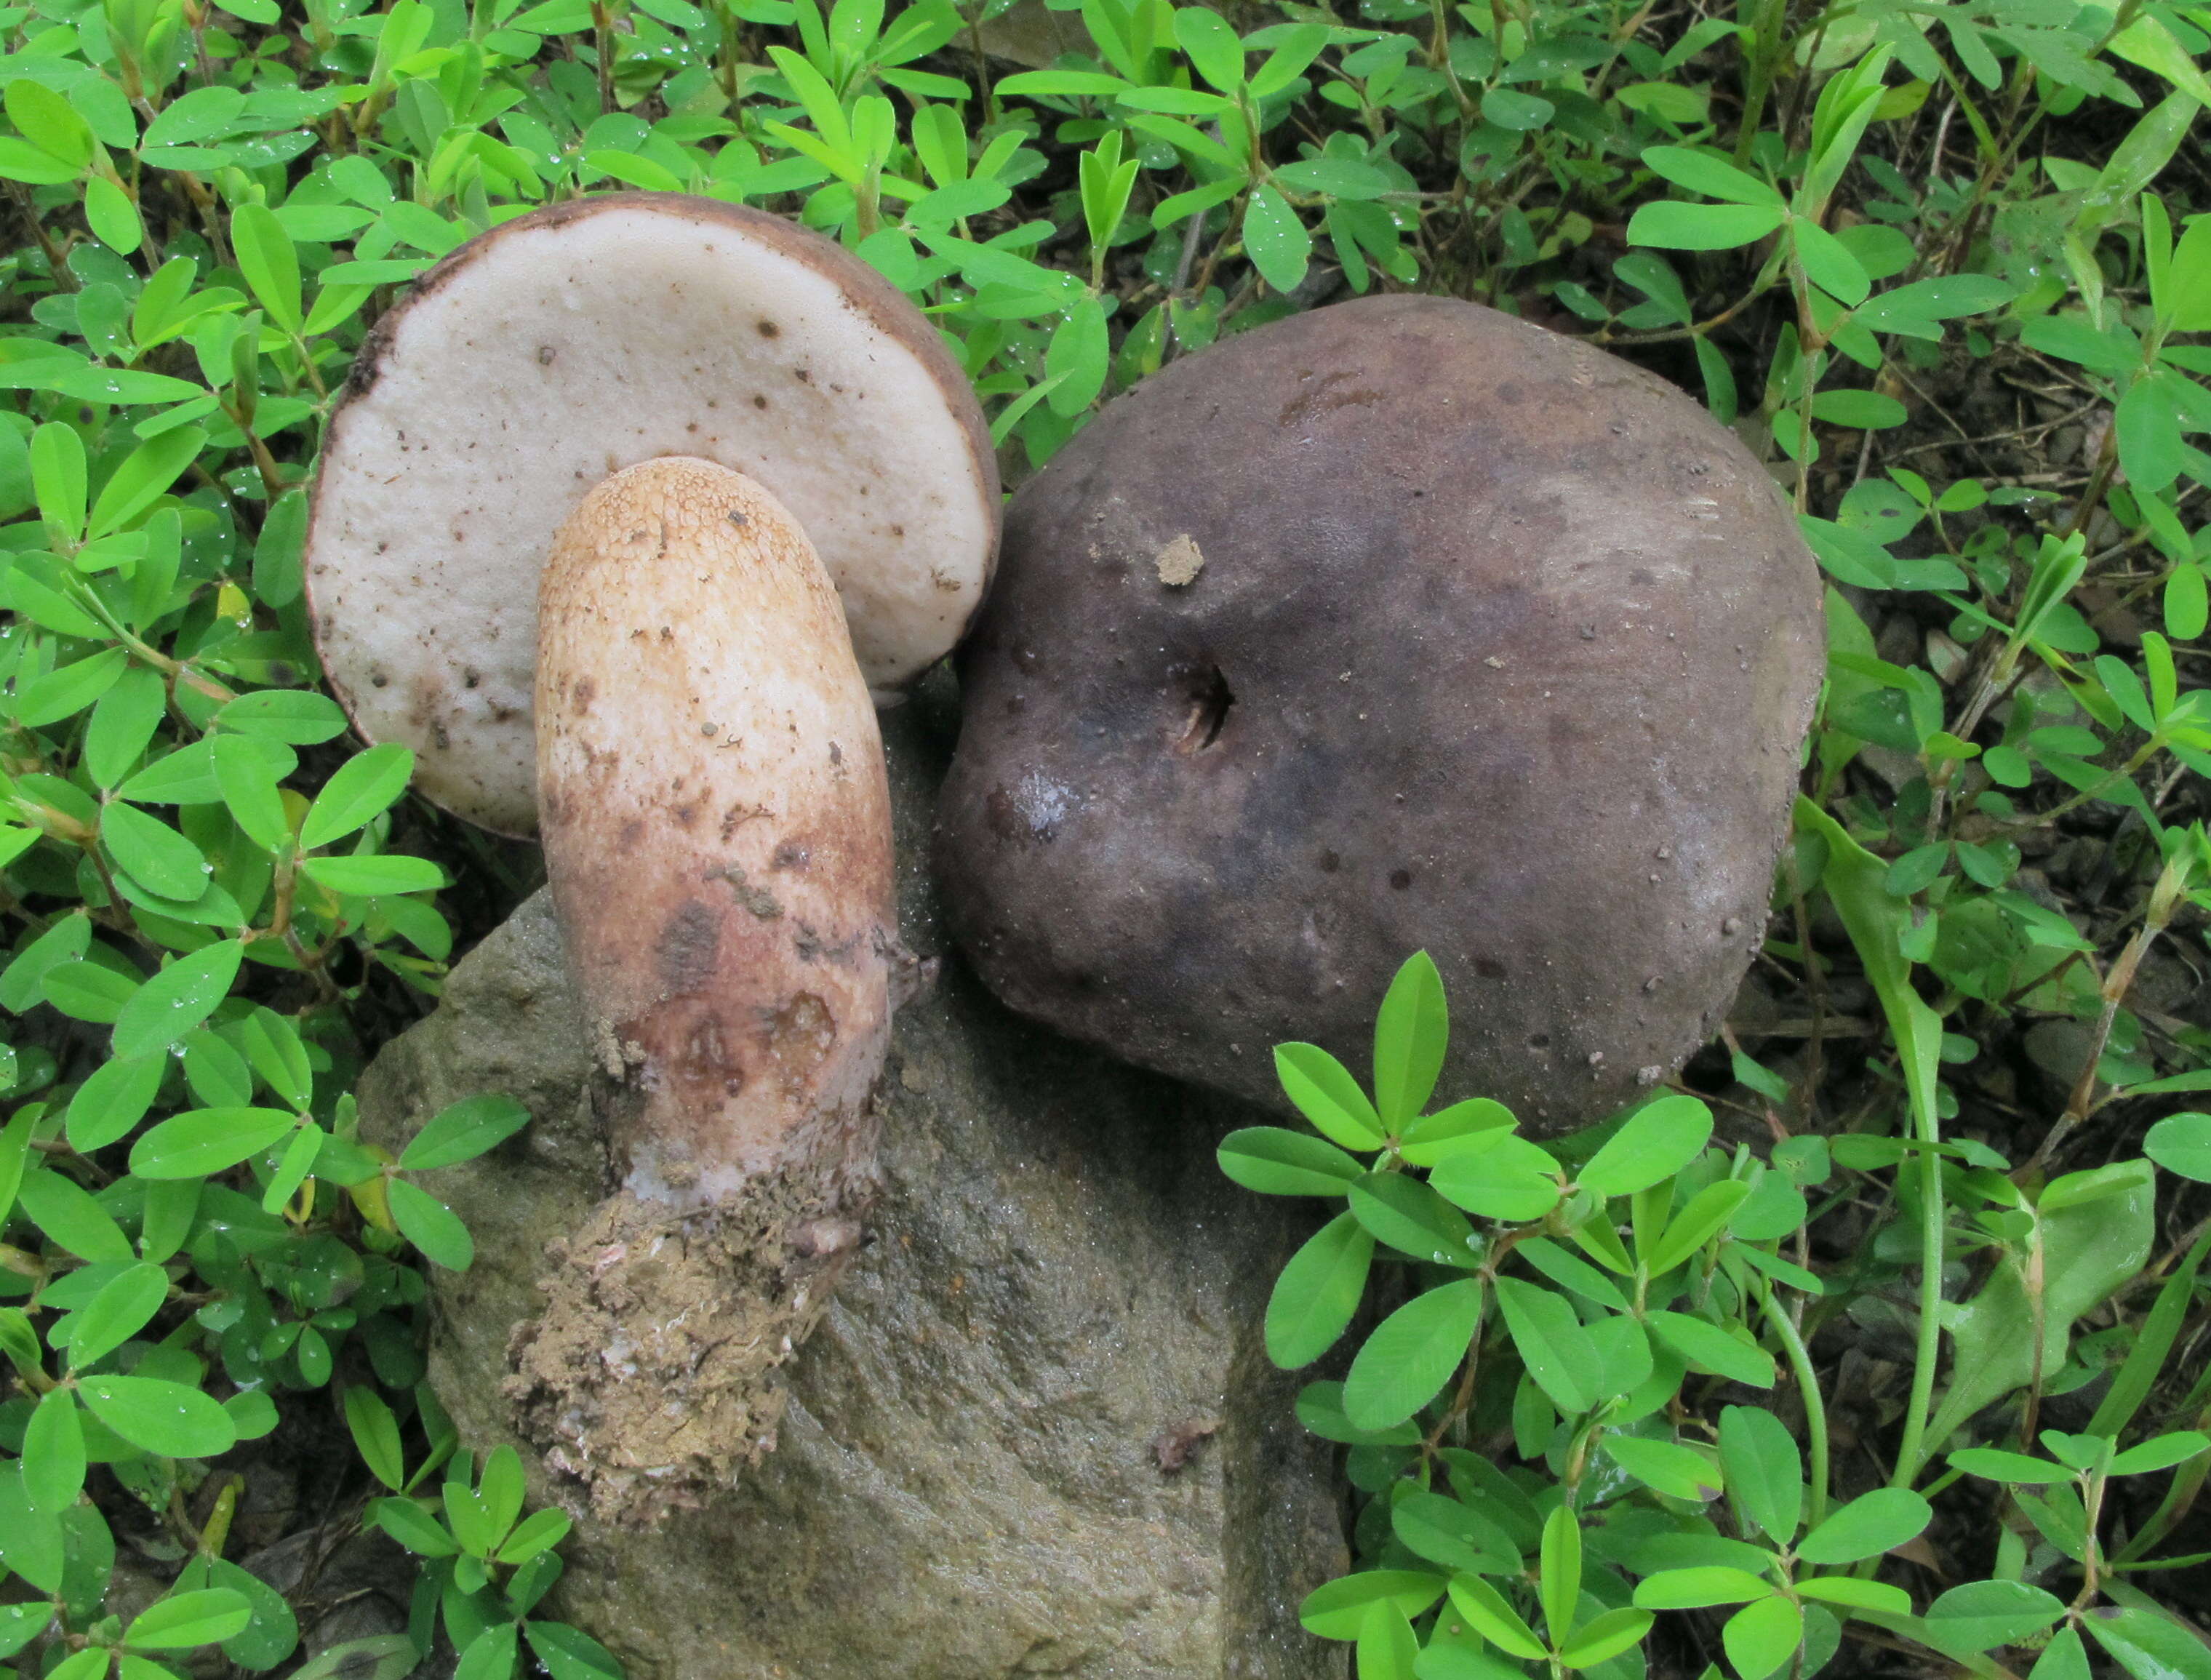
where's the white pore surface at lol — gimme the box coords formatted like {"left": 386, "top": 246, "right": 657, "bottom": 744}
{"left": 306, "top": 204, "right": 993, "bottom": 835}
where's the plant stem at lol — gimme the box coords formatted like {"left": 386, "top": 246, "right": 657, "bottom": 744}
{"left": 1758, "top": 1274, "right": 1831, "bottom": 1529}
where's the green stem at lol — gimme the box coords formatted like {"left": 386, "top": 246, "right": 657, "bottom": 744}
{"left": 1890, "top": 1103, "right": 1944, "bottom": 1489}
{"left": 1757, "top": 1273, "right": 1830, "bottom": 1529}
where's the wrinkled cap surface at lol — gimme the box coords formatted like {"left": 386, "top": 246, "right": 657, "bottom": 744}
{"left": 305, "top": 194, "right": 998, "bottom": 836}
{"left": 935, "top": 295, "right": 1824, "bottom": 1135}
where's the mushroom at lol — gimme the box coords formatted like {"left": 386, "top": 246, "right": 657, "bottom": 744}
{"left": 305, "top": 193, "right": 998, "bottom": 836}
{"left": 935, "top": 295, "right": 1823, "bottom": 1135}
{"left": 303, "top": 197, "right": 996, "bottom": 1522}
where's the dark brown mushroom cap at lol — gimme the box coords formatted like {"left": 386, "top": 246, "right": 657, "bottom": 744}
{"left": 304, "top": 193, "right": 999, "bottom": 838}
{"left": 935, "top": 295, "right": 1823, "bottom": 1135}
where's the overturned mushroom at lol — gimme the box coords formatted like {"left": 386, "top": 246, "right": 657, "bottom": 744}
{"left": 937, "top": 295, "right": 1823, "bottom": 1135}
{"left": 306, "top": 193, "right": 998, "bottom": 836}
{"left": 305, "top": 199, "right": 996, "bottom": 1522}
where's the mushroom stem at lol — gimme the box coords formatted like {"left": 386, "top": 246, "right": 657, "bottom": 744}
{"left": 505, "top": 457, "right": 897, "bottom": 1524}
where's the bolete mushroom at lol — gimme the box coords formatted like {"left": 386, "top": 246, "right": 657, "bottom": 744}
{"left": 306, "top": 193, "right": 998, "bottom": 836}
{"left": 935, "top": 295, "right": 1823, "bottom": 1135}
{"left": 303, "top": 197, "right": 997, "bottom": 1522}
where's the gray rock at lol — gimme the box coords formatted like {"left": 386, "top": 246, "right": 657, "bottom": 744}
{"left": 356, "top": 693, "right": 1347, "bottom": 1680}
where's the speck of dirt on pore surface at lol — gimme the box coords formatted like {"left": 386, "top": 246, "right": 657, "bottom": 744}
{"left": 1154, "top": 535, "right": 1205, "bottom": 587}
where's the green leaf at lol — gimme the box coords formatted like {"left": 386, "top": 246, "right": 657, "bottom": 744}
{"left": 111, "top": 940, "right": 243, "bottom": 1061}
{"left": 2106, "top": 1432, "right": 2208, "bottom": 1476}
{"left": 1718, "top": 1405, "right": 1801, "bottom": 1545}
{"left": 177, "top": 1553, "right": 300, "bottom": 1671}
{"left": 1433, "top": 1133, "right": 1562, "bottom": 1221}
{"left": 1538, "top": 1505, "right": 1582, "bottom": 1647}
{"left": 1644, "top": 1179, "right": 1754, "bottom": 1276}
{"left": 388, "top": 1178, "right": 473, "bottom": 1270}
{"left": 1274, "top": 1042, "right": 1386, "bottom": 1148}
{"left": 1646, "top": 1311, "right": 1775, "bottom": 1388}
{"left": 1948, "top": 1447, "right": 2071, "bottom": 1484}
{"left": 495, "top": 1508, "right": 572, "bottom": 1565}
{"left": 1218, "top": 1126, "right": 1364, "bottom": 1196}
{"left": 1372, "top": 952, "right": 1446, "bottom": 1124}
{"left": 1173, "top": 7, "right": 1246, "bottom": 91}
{"left": 84, "top": 666, "right": 169, "bottom": 790}
{"left": 1343, "top": 1276, "right": 1482, "bottom": 1431}
{"left": 1928, "top": 1158, "right": 2153, "bottom": 1456}
{"left": 1493, "top": 1276, "right": 1599, "bottom": 1415}
{"left": 345, "top": 1387, "right": 406, "bottom": 1492}
{"left": 1391, "top": 1492, "right": 1520, "bottom": 1575}
{"left": 32, "top": 421, "right": 88, "bottom": 543}
{"left": 401, "top": 1095, "right": 532, "bottom": 1172}
{"left": 1559, "top": 1607, "right": 1654, "bottom": 1671}
{"left": 1642, "top": 145, "right": 1783, "bottom": 205}
{"left": 1793, "top": 1577, "right": 1908, "bottom": 1616}
{"left": 79, "top": 1375, "right": 238, "bottom": 1458}
{"left": 1398, "top": 1098, "right": 1516, "bottom": 1167}
{"left": 1810, "top": 389, "right": 1908, "bottom": 429}
{"left": 1628, "top": 201, "right": 1786, "bottom": 250}
{"left": 1297, "top": 1380, "right": 1421, "bottom": 1445}
{"left": 101, "top": 801, "right": 210, "bottom": 900}
{"left": 231, "top": 203, "right": 303, "bottom": 335}
{"left": 369, "top": 1496, "right": 460, "bottom": 1557}
{"left": 239, "top": 1007, "right": 313, "bottom": 1110}
{"left": 1273, "top": 158, "right": 1393, "bottom": 199}
{"left": 127, "top": 1589, "right": 253, "bottom": 1651}
{"left": 23, "top": 1388, "right": 86, "bottom": 1512}
{"left": 0, "top": 1602, "right": 57, "bottom": 1661}
{"left": 64, "top": 1052, "right": 163, "bottom": 1158}
{"left": 213, "top": 732, "right": 292, "bottom": 853}
{"left": 129, "top": 1106, "right": 295, "bottom": 1178}
{"left": 1515, "top": 1237, "right": 1628, "bottom": 1311}
{"left": 1266, "top": 1212, "right": 1374, "bottom": 1366}
{"left": 217, "top": 689, "right": 348, "bottom": 744}
{"left": 87, "top": 426, "right": 204, "bottom": 539}
{"left": 1446, "top": 1575, "right": 1548, "bottom": 1660}
{"left": 526, "top": 1620, "right": 625, "bottom": 1680}
{"left": 1044, "top": 297, "right": 1109, "bottom": 417}
{"left": 1634, "top": 1567, "right": 1775, "bottom": 1609}
{"left": 16, "top": 647, "right": 129, "bottom": 729}
{"left": 1482, "top": 88, "right": 1554, "bottom": 129}
{"left": 16, "top": 1167, "right": 134, "bottom": 1261}
{"left": 2163, "top": 214, "right": 2211, "bottom": 331}
{"left": 0, "top": 136, "right": 82, "bottom": 183}
{"left": 1244, "top": 185, "right": 1312, "bottom": 294}
{"left": 2146, "top": 1113, "right": 2211, "bottom": 1182}
{"left": 1603, "top": 1433, "right": 1722, "bottom": 1500}
{"left": 2084, "top": 1607, "right": 2211, "bottom": 1680}
{"left": 1348, "top": 1169, "right": 1479, "bottom": 1265}
{"left": 1920, "top": 1581, "right": 2063, "bottom": 1656}
{"left": 301, "top": 743, "right": 415, "bottom": 849}
{"left": 1791, "top": 217, "right": 1871, "bottom": 306}
{"left": 300, "top": 855, "right": 446, "bottom": 896}
{"left": 1356, "top": 1599, "right": 1419, "bottom": 1680}
{"left": 1721, "top": 1594, "right": 1801, "bottom": 1680}
{"left": 2032, "top": 1628, "right": 2094, "bottom": 1680}
{"left": 44, "top": 959, "right": 140, "bottom": 1026}
{"left": 454, "top": 1620, "right": 519, "bottom": 1680}
{"left": 68, "top": 1261, "right": 169, "bottom": 1369}
{"left": 6, "top": 80, "right": 94, "bottom": 168}
{"left": 1579, "top": 1095, "right": 1711, "bottom": 1196}
{"left": 1302, "top": 1572, "right": 1447, "bottom": 1641}
{"left": 1794, "top": 1487, "right": 1930, "bottom": 1564}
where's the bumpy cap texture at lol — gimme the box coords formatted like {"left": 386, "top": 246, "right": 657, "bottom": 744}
{"left": 935, "top": 295, "right": 1824, "bottom": 1134}
{"left": 305, "top": 193, "right": 998, "bottom": 836}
